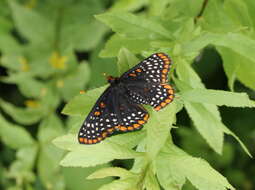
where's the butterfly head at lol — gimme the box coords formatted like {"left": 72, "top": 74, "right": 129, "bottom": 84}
{"left": 103, "top": 73, "right": 119, "bottom": 85}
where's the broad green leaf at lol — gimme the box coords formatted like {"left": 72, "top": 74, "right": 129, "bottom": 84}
{"left": 183, "top": 32, "right": 255, "bottom": 66}
{"left": 37, "top": 114, "right": 65, "bottom": 189}
{"left": 62, "top": 85, "right": 107, "bottom": 116}
{"left": 218, "top": 45, "right": 255, "bottom": 90}
{"left": 1, "top": 72, "right": 46, "bottom": 98}
{"left": 144, "top": 166, "right": 160, "bottom": 190}
{"left": 63, "top": 165, "right": 113, "bottom": 190}
{"left": 199, "top": 0, "right": 237, "bottom": 33}
{"left": 0, "top": 114, "right": 34, "bottom": 149}
{"left": 117, "top": 48, "right": 139, "bottom": 76}
{"left": 100, "top": 34, "right": 150, "bottom": 58}
{"left": 175, "top": 58, "right": 204, "bottom": 89}
{"left": 146, "top": 102, "right": 177, "bottom": 160}
{"left": 0, "top": 99, "right": 44, "bottom": 125}
{"left": 87, "top": 167, "right": 135, "bottom": 180}
{"left": 107, "top": 130, "right": 146, "bottom": 148}
{"left": 221, "top": 124, "right": 252, "bottom": 157}
{"left": 98, "top": 177, "right": 139, "bottom": 190}
{"left": 8, "top": 145, "right": 38, "bottom": 183}
{"left": 60, "top": 1, "right": 106, "bottom": 51}
{"left": 58, "top": 62, "right": 91, "bottom": 101}
{"left": 53, "top": 134, "right": 144, "bottom": 167}
{"left": 184, "top": 102, "right": 223, "bottom": 154}
{"left": 181, "top": 89, "right": 254, "bottom": 107}
{"left": 223, "top": 0, "right": 253, "bottom": 28}
{"left": 216, "top": 47, "right": 240, "bottom": 90}
{"left": 9, "top": 1, "right": 54, "bottom": 43}
{"left": 156, "top": 143, "right": 235, "bottom": 190}
{"left": 175, "top": 59, "right": 251, "bottom": 155}
{"left": 110, "top": 0, "right": 148, "bottom": 12}
{"left": 95, "top": 12, "right": 173, "bottom": 40}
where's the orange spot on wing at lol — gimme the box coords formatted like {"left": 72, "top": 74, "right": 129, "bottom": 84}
{"left": 129, "top": 73, "right": 136, "bottom": 77}
{"left": 136, "top": 68, "right": 142, "bottom": 72}
{"left": 164, "top": 64, "right": 169, "bottom": 69}
{"left": 102, "top": 132, "right": 107, "bottom": 138}
{"left": 93, "top": 139, "right": 98, "bottom": 143}
{"left": 168, "top": 89, "right": 174, "bottom": 94}
{"left": 162, "top": 69, "right": 168, "bottom": 74}
{"left": 98, "top": 137, "right": 102, "bottom": 141}
{"left": 88, "top": 139, "right": 93, "bottom": 144}
{"left": 128, "top": 126, "right": 134, "bottom": 130}
{"left": 94, "top": 111, "right": 101, "bottom": 116}
{"left": 107, "top": 128, "right": 114, "bottom": 133}
{"left": 144, "top": 114, "right": 149, "bottom": 121}
{"left": 161, "top": 102, "right": 166, "bottom": 107}
{"left": 163, "top": 84, "right": 172, "bottom": 89}
{"left": 168, "top": 94, "right": 174, "bottom": 100}
{"left": 120, "top": 126, "right": 127, "bottom": 131}
{"left": 133, "top": 124, "right": 140, "bottom": 128}
{"left": 138, "top": 120, "right": 145, "bottom": 124}
{"left": 165, "top": 60, "right": 170, "bottom": 64}
{"left": 157, "top": 53, "right": 164, "bottom": 57}
{"left": 79, "top": 138, "right": 84, "bottom": 143}
{"left": 165, "top": 98, "right": 172, "bottom": 103}
{"left": 155, "top": 106, "right": 161, "bottom": 111}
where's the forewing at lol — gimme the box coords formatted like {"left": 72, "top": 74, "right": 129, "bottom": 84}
{"left": 120, "top": 52, "right": 175, "bottom": 111}
{"left": 78, "top": 88, "right": 149, "bottom": 145}
{"left": 78, "top": 87, "right": 119, "bottom": 144}
{"left": 120, "top": 53, "right": 172, "bottom": 83}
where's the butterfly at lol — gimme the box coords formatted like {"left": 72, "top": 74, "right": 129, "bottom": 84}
{"left": 78, "top": 53, "right": 174, "bottom": 144}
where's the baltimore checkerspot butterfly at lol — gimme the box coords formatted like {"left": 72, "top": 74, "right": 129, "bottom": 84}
{"left": 78, "top": 53, "right": 174, "bottom": 144}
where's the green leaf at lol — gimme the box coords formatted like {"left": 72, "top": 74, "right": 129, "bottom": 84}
{"left": 156, "top": 143, "right": 235, "bottom": 190}
{"left": 98, "top": 177, "right": 139, "bottom": 190}
{"left": 37, "top": 114, "right": 65, "bottom": 189}
{"left": 183, "top": 32, "right": 255, "bottom": 66}
{"left": 107, "top": 130, "right": 146, "bottom": 149}
{"left": 87, "top": 167, "right": 135, "bottom": 180}
{"left": 144, "top": 166, "right": 160, "bottom": 190}
{"left": 8, "top": 145, "right": 38, "bottom": 183}
{"left": 0, "top": 99, "right": 44, "bottom": 125}
{"left": 221, "top": 124, "right": 252, "bottom": 157}
{"left": 146, "top": 102, "right": 177, "bottom": 160}
{"left": 95, "top": 12, "right": 172, "bottom": 40}
{"left": 100, "top": 34, "right": 150, "bottom": 58}
{"left": 117, "top": 48, "right": 139, "bottom": 76}
{"left": 1, "top": 72, "right": 46, "bottom": 98}
{"left": 63, "top": 165, "right": 113, "bottom": 190}
{"left": 53, "top": 134, "right": 144, "bottom": 167}
{"left": 223, "top": 0, "right": 253, "bottom": 28}
{"left": 110, "top": 0, "right": 148, "bottom": 12}
{"left": 62, "top": 85, "right": 107, "bottom": 116}
{"left": 60, "top": 1, "right": 106, "bottom": 51}
{"left": 0, "top": 114, "right": 34, "bottom": 149}
{"left": 9, "top": 1, "right": 54, "bottom": 43}
{"left": 58, "top": 62, "right": 91, "bottom": 101}
{"left": 175, "top": 59, "right": 251, "bottom": 156}
{"left": 216, "top": 47, "right": 240, "bottom": 90}
{"left": 181, "top": 89, "right": 254, "bottom": 107}
{"left": 184, "top": 102, "right": 224, "bottom": 154}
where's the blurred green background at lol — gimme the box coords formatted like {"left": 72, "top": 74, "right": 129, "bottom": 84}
{"left": 0, "top": 0, "right": 254, "bottom": 190}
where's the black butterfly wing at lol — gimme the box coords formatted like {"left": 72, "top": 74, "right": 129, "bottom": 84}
{"left": 121, "top": 53, "right": 172, "bottom": 83}
{"left": 120, "top": 53, "right": 175, "bottom": 111}
{"left": 78, "top": 87, "right": 149, "bottom": 145}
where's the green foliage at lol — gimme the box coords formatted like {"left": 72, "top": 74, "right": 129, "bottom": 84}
{"left": 0, "top": 0, "right": 255, "bottom": 190}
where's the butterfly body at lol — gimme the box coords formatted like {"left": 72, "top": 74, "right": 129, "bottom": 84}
{"left": 78, "top": 53, "right": 174, "bottom": 144}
